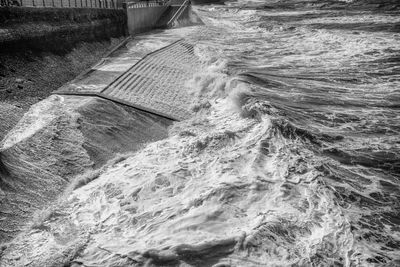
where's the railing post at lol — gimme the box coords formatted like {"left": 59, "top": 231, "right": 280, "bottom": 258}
{"left": 42, "top": 0, "right": 45, "bottom": 7}
{"left": 51, "top": 0, "right": 54, "bottom": 7}
{"left": 68, "top": 0, "right": 70, "bottom": 7}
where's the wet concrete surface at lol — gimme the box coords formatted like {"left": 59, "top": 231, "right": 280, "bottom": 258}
{"left": 55, "top": 27, "right": 205, "bottom": 120}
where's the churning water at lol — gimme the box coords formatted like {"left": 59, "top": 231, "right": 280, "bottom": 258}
{"left": 184, "top": 3, "right": 400, "bottom": 265}
{"left": 1, "top": 1, "right": 399, "bottom": 266}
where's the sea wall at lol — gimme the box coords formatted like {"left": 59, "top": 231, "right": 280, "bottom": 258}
{"left": 0, "top": 7, "right": 127, "bottom": 52}
{"left": 126, "top": 5, "right": 168, "bottom": 34}
{"left": 127, "top": 4, "right": 202, "bottom": 34}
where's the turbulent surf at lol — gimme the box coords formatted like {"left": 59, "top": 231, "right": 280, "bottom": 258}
{"left": 1, "top": 0, "right": 399, "bottom": 266}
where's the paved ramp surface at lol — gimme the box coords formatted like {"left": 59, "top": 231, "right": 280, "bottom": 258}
{"left": 55, "top": 29, "right": 203, "bottom": 121}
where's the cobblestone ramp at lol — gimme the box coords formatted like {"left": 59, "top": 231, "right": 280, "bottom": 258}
{"left": 56, "top": 39, "right": 200, "bottom": 121}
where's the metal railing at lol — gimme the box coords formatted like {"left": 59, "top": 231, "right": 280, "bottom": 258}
{"left": 1, "top": 0, "right": 121, "bottom": 8}
{"left": 126, "top": 0, "right": 165, "bottom": 9}
{"left": 166, "top": 0, "right": 188, "bottom": 27}
{"left": 0, "top": 0, "right": 182, "bottom": 10}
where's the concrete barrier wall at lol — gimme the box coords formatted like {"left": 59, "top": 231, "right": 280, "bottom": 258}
{"left": 127, "top": 6, "right": 168, "bottom": 34}
{"left": 0, "top": 7, "right": 127, "bottom": 52}
{"left": 0, "top": 7, "right": 125, "bottom": 24}
{"left": 127, "top": 4, "right": 202, "bottom": 34}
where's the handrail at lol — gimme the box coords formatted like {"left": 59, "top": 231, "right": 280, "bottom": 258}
{"left": 126, "top": 0, "right": 168, "bottom": 9}
{"left": 126, "top": 0, "right": 163, "bottom": 8}
{"left": 0, "top": 0, "right": 172, "bottom": 9}
{"left": 166, "top": 0, "right": 189, "bottom": 27}
{"left": 0, "top": 0, "right": 121, "bottom": 8}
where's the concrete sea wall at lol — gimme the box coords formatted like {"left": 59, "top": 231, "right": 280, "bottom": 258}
{"left": 0, "top": 7, "right": 127, "bottom": 52}
{"left": 127, "top": 4, "right": 202, "bottom": 34}
{"left": 126, "top": 5, "right": 168, "bottom": 34}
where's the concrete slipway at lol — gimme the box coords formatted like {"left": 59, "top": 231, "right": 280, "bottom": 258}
{"left": 54, "top": 27, "right": 205, "bottom": 121}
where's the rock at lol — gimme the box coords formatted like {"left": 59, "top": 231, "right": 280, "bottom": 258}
{"left": 15, "top": 78, "right": 24, "bottom": 84}
{"left": 17, "top": 84, "right": 23, "bottom": 89}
